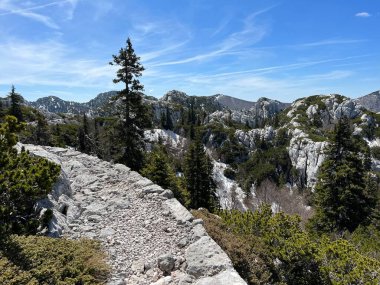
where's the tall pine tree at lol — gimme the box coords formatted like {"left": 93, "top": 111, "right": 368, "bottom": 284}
{"left": 78, "top": 113, "right": 93, "bottom": 154}
{"left": 184, "top": 134, "right": 217, "bottom": 210}
{"left": 110, "top": 38, "right": 146, "bottom": 171}
{"left": 309, "top": 116, "right": 377, "bottom": 233}
{"left": 7, "top": 85, "right": 23, "bottom": 122}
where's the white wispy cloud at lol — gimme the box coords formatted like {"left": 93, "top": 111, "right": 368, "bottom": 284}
{"left": 0, "top": 39, "right": 115, "bottom": 89}
{"left": 140, "top": 41, "right": 189, "bottom": 62}
{"left": 89, "top": 1, "right": 113, "bottom": 21}
{"left": 355, "top": 12, "right": 371, "bottom": 17}
{"left": 293, "top": 39, "right": 367, "bottom": 47}
{"left": 0, "top": 0, "right": 66, "bottom": 15}
{"left": 62, "top": 0, "right": 79, "bottom": 20}
{"left": 178, "top": 55, "right": 367, "bottom": 81}
{"left": 147, "top": 7, "right": 273, "bottom": 67}
{"left": 0, "top": 0, "right": 78, "bottom": 28}
{"left": 210, "top": 17, "right": 232, "bottom": 37}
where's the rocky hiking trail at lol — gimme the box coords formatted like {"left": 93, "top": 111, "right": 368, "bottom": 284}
{"left": 22, "top": 144, "right": 246, "bottom": 285}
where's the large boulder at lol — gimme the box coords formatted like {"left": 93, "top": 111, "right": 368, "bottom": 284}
{"left": 186, "top": 236, "right": 234, "bottom": 278}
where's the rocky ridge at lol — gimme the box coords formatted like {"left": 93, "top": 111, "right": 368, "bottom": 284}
{"left": 205, "top": 97, "right": 289, "bottom": 128}
{"left": 232, "top": 94, "right": 376, "bottom": 190}
{"left": 355, "top": 90, "right": 380, "bottom": 113}
{"left": 27, "top": 91, "right": 118, "bottom": 116}
{"left": 286, "top": 94, "right": 365, "bottom": 189}
{"left": 22, "top": 144, "right": 246, "bottom": 285}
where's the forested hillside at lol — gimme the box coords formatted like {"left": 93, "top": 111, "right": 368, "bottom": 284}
{"left": 1, "top": 38, "right": 380, "bottom": 284}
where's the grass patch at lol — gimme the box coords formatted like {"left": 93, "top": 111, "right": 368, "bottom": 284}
{"left": 0, "top": 235, "right": 110, "bottom": 285}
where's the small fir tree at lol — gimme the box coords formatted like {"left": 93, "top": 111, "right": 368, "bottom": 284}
{"left": 34, "top": 114, "right": 51, "bottom": 145}
{"left": 184, "top": 133, "right": 217, "bottom": 210}
{"left": 141, "top": 145, "right": 177, "bottom": 190}
{"left": 7, "top": 85, "right": 23, "bottom": 122}
{"left": 78, "top": 113, "right": 93, "bottom": 153}
{"left": 110, "top": 38, "right": 146, "bottom": 171}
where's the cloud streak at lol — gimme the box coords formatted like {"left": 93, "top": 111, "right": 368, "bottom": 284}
{"left": 147, "top": 7, "right": 274, "bottom": 67}
{"left": 0, "top": 39, "right": 114, "bottom": 90}
{"left": 293, "top": 39, "right": 367, "bottom": 47}
{"left": 0, "top": 0, "right": 78, "bottom": 28}
{"left": 355, "top": 12, "right": 371, "bottom": 17}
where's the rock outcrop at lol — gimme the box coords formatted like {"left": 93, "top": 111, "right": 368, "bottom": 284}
{"left": 207, "top": 98, "right": 289, "bottom": 128}
{"left": 355, "top": 90, "right": 380, "bottom": 113}
{"left": 235, "top": 126, "right": 276, "bottom": 149}
{"left": 23, "top": 144, "right": 246, "bottom": 285}
{"left": 212, "top": 161, "right": 247, "bottom": 211}
{"left": 285, "top": 94, "right": 367, "bottom": 189}
{"left": 287, "top": 129, "right": 328, "bottom": 189}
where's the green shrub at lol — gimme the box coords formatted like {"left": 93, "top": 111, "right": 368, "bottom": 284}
{"left": 0, "top": 235, "right": 110, "bottom": 285}
{"left": 194, "top": 205, "right": 380, "bottom": 285}
{"left": 372, "top": 146, "right": 380, "bottom": 160}
{"left": 192, "top": 209, "right": 274, "bottom": 284}
{"left": 238, "top": 145, "right": 292, "bottom": 190}
{"left": 0, "top": 116, "right": 61, "bottom": 236}
{"left": 317, "top": 237, "right": 380, "bottom": 285}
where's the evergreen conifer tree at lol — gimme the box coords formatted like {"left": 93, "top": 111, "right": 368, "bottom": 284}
{"left": 7, "top": 85, "right": 23, "bottom": 122}
{"left": 184, "top": 134, "right": 217, "bottom": 210}
{"left": 0, "top": 100, "right": 4, "bottom": 117}
{"left": 160, "top": 107, "right": 174, "bottom": 130}
{"left": 310, "top": 116, "right": 377, "bottom": 232}
{"left": 165, "top": 107, "right": 173, "bottom": 130}
{"left": 34, "top": 114, "right": 51, "bottom": 145}
{"left": 110, "top": 38, "right": 146, "bottom": 171}
{"left": 141, "top": 145, "right": 177, "bottom": 190}
{"left": 78, "top": 113, "right": 92, "bottom": 153}
{"left": 160, "top": 111, "right": 167, "bottom": 130}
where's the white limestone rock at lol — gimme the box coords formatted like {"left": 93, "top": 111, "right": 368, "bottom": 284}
{"left": 144, "top": 129, "right": 188, "bottom": 152}
{"left": 288, "top": 129, "right": 328, "bottom": 189}
{"left": 164, "top": 198, "right": 194, "bottom": 224}
{"left": 195, "top": 270, "right": 247, "bottom": 285}
{"left": 212, "top": 160, "right": 247, "bottom": 211}
{"left": 192, "top": 224, "right": 208, "bottom": 240}
{"left": 186, "top": 236, "right": 234, "bottom": 278}
{"left": 235, "top": 126, "right": 276, "bottom": 149}
{"left": 207, "top": 97, "right": 288, "bottom": 128}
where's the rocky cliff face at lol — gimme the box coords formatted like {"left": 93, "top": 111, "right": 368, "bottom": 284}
{"left": 288, "top": 129, "right": 328, "bottom": 189}
{"left": 235, "top": 126, "right": 276, "bottom": 149}
{"left": 231, "top": 94, "right": 374, "bottom": 190}
{"left": 207, "top": 97, "right": 289, "bottom": 128}
{"left": 355, "top": 90, "right": 380, "bottom": 113}
{"left": 285, "top": 94, "right": 369, "bottom": 189}
{"left": 23, "top": 144, "right": 246, "bottom": 285}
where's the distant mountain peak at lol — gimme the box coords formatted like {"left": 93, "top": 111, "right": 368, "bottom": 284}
{"left": 161, "top": 90, "right": 189, "bottom": 102}
{"left": 355, "top": 90, "right": 380, "bottom": 113}
{"left": 27, "top": 91, "right": 118, "bottom": 115}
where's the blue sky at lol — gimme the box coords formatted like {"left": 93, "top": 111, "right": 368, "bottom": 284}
{"left": 0, "top": 0, "right": 379, "bottom": 102}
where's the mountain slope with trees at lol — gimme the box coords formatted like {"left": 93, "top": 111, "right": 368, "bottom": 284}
{"left": 1, "top": 36, "right": 380, "bottom": 284}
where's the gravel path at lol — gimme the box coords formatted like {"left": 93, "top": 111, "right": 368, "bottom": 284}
{"left": 23, "top": 145, "right": 247, "bottom": 285}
